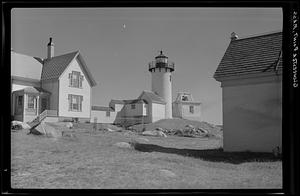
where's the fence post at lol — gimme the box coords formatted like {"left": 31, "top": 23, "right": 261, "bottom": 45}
{"left": 93, "top": 117, "right": 97, "bottom": 131}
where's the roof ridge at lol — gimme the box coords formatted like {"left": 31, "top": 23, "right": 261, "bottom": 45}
{"left": 233, "top": 30, "right": 282, "bottom": 42}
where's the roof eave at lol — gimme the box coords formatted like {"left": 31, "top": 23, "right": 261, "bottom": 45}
{"left": 214, "top": 70, "right": 282, "bottom": 82}
{"left": 77, "top": 53, "right": 97, "bottom": 87}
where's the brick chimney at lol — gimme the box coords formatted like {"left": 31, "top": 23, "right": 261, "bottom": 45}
{"left": 47, "top": 37, "right": 54, "bottom": 59}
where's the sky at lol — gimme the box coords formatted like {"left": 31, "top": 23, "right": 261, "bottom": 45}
{"left": 11, "top": 8, "right": 282, "bottom": 125}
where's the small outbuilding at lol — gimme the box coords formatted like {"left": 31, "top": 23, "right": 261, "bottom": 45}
{"left": 214, "top": 31, "right": 282, "bottom": 152}
{"left": 172, "top": 92, "right": 202, "bottom": 121}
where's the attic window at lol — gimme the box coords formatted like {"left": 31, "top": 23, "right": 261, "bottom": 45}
{"left": 182, "top": 95, "right": 188, "bottom": 101}
{"left": 69, "top": 71, "right": 84, "bottom": 88}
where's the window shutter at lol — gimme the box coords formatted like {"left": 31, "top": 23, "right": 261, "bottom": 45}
{"left": 69, "top": 73, "right": 72, "bottom": 86}
{"left": 80, "top": 96, "right": 83, "bottom": 111}
{"left": 79, "top": 75, "right": 83, "bottom": 88}
{"left": 68, "top": 94, "right": 72, "bottom": 110}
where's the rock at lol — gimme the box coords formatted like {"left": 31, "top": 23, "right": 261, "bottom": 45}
{"left": 198, "top": 127, "right": 208, "bottom": 134}
{"left": 141, "top": 130, "right": 157, "bottom": 136}
{"left": 159, "top": 169, "right": 176, "bottom": 178}
{"left": 185, "top": 124, "right": 194, "bottom": 129}
{"left": 142, "top": 130, "right": 167, "bottom": 137}
{"left": 11, "top": 124, "right": 22, "bottom": 130}
{"left": 11, "top": 121, "right": 30, "bottom": 129}
{"left": 66, "top": 122, "right": 73, "bottom": 129}
{"left": 106, "top": 128, "right": 115, "bottom": 132}
{"left": 114, "top": 142, "right": 133, "bottom": 149}
{"left": 157, "top": 131, "right": 167, "bottom": 137}
{"left": 155, "top": 127, "right": 164, "bottom": 132}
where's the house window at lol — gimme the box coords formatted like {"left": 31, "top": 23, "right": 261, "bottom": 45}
{"left": 27, "top": 95, "right": 35, "bottom": 109}
{"left": 68, "top": 94, "right": 83, "bottom": 112}
{"left": 189, "top": 106, "right": 194, "bottom": 114}
{"left": 131, "top": 104, "right": 136, "bottom": 109}
{"left": 17, "top": 96, "right": 23, "bottom": 106}
{"left": 69, "top": 71, "right": 84, "bottom": 88}
{"left": 106, "top": 111, "right": 110, "bottom": 117}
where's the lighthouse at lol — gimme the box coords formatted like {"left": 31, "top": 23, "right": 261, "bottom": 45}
{"left": 148, "top": 51, "right": 175, "bottom": 119}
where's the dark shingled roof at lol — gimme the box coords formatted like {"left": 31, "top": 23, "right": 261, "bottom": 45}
{"left": 41, "top": 51, "right": 78, "bottom": 80}
{"left": 138, "top": 91, "right": 166, "bottom": 104}
{"left": 41, "top": 51, "right": 97, "bottom": 86}
{"left": 214, "top": 31, "right": 282, "bottom": 81}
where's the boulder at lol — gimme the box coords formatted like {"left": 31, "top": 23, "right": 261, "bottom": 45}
{"left": 141, "top": 130, "right": 167, "bottom": 137}
{"left": 11, "top": 121, "right": 31, "bottom": 130}
{"left": 197, "top": 127, "right": 208, "bottom": 134}
{"left": 185, "top": 124, "right": 194, "bottom": 129}
{"left": 66, "top": 122, "right": 73, "bottom": 129}
{"left": 114, "top": 142, "right": 133, "bottom": 149}
{"left": 155, "top": 127, "right": 165, "bottom": 132}
{"left": 157, "top": 131, "right": 167, "bottom": 137}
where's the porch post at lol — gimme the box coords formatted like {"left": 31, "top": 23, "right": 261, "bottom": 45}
{"left": 37, "top": 95, "right": 40, "bottom": 115}
{"left": 23, "top": 94, "right": 27, "bottom": 121}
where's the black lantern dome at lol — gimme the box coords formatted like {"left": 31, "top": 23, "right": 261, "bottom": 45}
{"left": 148, "top": 50, "right": 175, "bottom": 72}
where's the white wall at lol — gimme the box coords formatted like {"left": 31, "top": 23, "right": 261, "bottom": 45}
{"left": 59, "top": 57, "right": 91, "bottom": 119}
{"left": 151, "top": 69, "right": 172, "bottom": 118}
{"left": 172, "top": 103, "right": 181, "bottom": 118}
{"left": 41, "top": 80, "right": 59, "bottom": 111}
{"left": 181, "top": 104, "right": 201, "bottom": 121}
{"left": 222, "top": 78, "right": 282, "bottom": 152}
{"left": 90, "top": 110, "right": 117, "bottom": 123}
{"left": 152, "top": 103, "right": 165, "bottom": 122}
{"left": 123, "top": 103, "right": 146, "bottom": 117}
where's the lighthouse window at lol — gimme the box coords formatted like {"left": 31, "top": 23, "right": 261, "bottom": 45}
{"left": 170, "top": 75, "right": 172, "bottom": 82}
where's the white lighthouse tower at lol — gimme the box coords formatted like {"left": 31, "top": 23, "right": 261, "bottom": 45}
{"left": 148, "top": 51, "right": 175, "bottom": 119}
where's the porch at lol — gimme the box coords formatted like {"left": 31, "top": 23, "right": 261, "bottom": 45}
{"left": 12, "top": 87, "right": 57, "bottom": 122}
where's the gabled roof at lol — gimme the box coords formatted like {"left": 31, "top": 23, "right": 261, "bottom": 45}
{"left": 138, "top": 90, "right": 166, "bottom": 104}
{"left": 41, "top": 51, "right": 97, "bottom": 86}
{"left": 214, "top": 31, "right": 282, "bottom": 81}
{"left": 41, "top": 51, "right": 78, "bottom": 81}
{"left": 11, "top": 51, "right": 43, "bottom": 80}
{"left": 91, "top": 105, "right": 114, "bottom": 111}
{"left": 110, "top": 99, "right": 147, "bottom": 105}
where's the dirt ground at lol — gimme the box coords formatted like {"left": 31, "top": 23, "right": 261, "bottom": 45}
{"left": 11, "top": 124, "right": 282, "bottom": 189}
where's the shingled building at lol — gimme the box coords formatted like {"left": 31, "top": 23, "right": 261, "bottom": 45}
{"left": 214, "top": 31, "right": 282, "bottom": 152}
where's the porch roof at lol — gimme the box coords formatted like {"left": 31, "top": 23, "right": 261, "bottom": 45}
{"left": 14, "top": 87, "right": 51, "bottom": 95}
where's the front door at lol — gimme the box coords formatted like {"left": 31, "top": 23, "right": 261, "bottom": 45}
{"left": 41, "top": 98, "right": 48, "bottom": 113}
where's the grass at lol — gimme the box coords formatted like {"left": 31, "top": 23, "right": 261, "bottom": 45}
{"left": 11, "top": 122, "right": 282, "bottom": 189}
